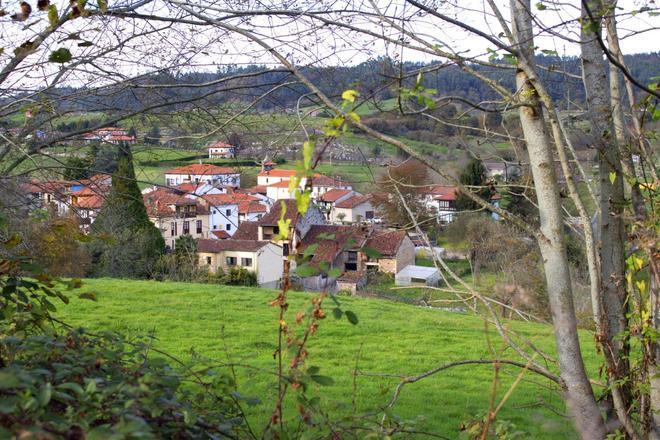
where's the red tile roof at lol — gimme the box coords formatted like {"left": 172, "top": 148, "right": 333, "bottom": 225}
{"left": 208, "top": 141, "right": 235, "bottom": 149}
{"left": 335, "top": 194, "right": 372, "bottom": 209}
{"left": 258, "top": 169, "right": 296, "bottom": 178}
{"left": 166, "top": 164, "right": 237, "bottom": 175}
{"left": 298, "top": 225, "right": 370, "bottom": 266}
{"left": 244, "top": 185, "right": 268, "bottom": 194}
{"left": 238, "top": 200, "right": 268, "bottom": 214}
{"left": 233, "top": 221, "right": 259, "bottom": 240}
{"left": 364, "top": 230, "right": 409, "bottom": 257}
{"left": 197, "top": 238, "right": 272, "bottom": 253}
{"left": 268, "top": 181, "right": 291, "bottom": 189}
{"left": 426, "top": 185, "right": 458, "bottom": 201}
{"left": 319, "top": 188, "right": 352, "bottom": 202}
{"left": 260, "top": 199, "right": 298, "bottom": 226}
{"left": 74, "top": 194, "right": 104, "bottom": 209}
{"left": 203, "top": 193, "right": 257, "bottom": 207}
{"left": 211, "top": 230, "right": 231, "bottom": 239}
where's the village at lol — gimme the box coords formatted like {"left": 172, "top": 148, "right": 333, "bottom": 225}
{"left": 16, "top": 126, "right": 510, "bottom": 294}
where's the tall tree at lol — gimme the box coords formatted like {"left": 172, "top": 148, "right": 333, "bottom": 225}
{"left": 454, "top": 158, "right": 491, "bottom": 212}
{"left": 90, "top": 143, "right": 164, "bottom": 278}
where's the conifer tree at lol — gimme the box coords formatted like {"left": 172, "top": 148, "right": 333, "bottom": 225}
{"left": 90, "top": 143, "right": 164, "bottom": 277}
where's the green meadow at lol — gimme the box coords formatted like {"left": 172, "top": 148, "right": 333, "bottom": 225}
{"left": 56, "top": 278, "right": 601, "bottom": 438}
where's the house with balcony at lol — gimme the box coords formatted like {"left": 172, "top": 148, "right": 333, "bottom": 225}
{"left": 207, "top": 141, "right": 236, "bottom": 159}
{"left": 143, "top": 188, "right": 210, "bottom": 250}
{"left": 422, "top": 185, "right": 459, "bottom": 223}
{"left": 165, "top": 164, "right": 240, "bottom": 188}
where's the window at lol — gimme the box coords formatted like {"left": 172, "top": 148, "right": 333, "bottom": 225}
{"left": 241, "top": 258, "right": 253, "bottom": 267}
{"left": 183, "top": 221, "right": 190, "bottom": 234}
{"left": 170, "top": 222, "right": 176, "bottom": 237}
{"left": 226, "top": 256, "right": 237, "bottom": 266}
{"left": 206, "top": 256, "right": 212, "bottom": 265}
{"left": 196, "top": 220, "right": 202, "bottom": 234}
{"left": 366, "top": 211, "right": 374, "bottom": 219}
{"left": 283, "top": 243, "right": 289, "bottom": 256}
{"left": 225, "top": 209, "right": 231, "bottom": 216}
{"left": 226, "top": 224, "right": 232, "bottom": 231}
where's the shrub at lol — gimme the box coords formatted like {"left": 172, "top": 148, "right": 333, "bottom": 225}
{"left": 224, "top": 267, "right": 257, "bottom": 286}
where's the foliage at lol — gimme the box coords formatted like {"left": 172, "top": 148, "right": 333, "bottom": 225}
{"left": 153, "top": 235, "right": 208, "bottom": 282}
{"left": 372, "top": 159, "right": 434, "bottom": 227}
{"left": 62, "top": 155, "right": 92, "bottom": 180}
{"left": 224, "top": 267, "right": 257, "bottom": 286}
{"left": 145, "top": 126, "right": 161, "bottom": 145}
{"left": 0, "top": 236, "right": 247, "bottom": 439}
{"left": 90, "top": 143, "right": 164, "bottom": 278}
{"left": 455, "top": 158, "right": 492, "bottom": 212}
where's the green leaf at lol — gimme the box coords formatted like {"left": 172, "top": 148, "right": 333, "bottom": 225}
{"left": 48, "top": 48, "right": 72, "bottom": 63}
{"left": 38, "top": 383, "right": 52, "bottom": 407}
{"left": 307, "top": 366, "right": 320, "bottom": 375}
{"left": 609, "top": 171, "right": 617, "bottom": 185}
{"left": 303, "top": 140, "right": 315, "bottom": 169}
{"left": 535, "top": 2, "right": 546, "bottom": 10}
{"left": 311, "top": 375, "right": 335, "bottom": 386}
{"left": 98, "top": 0, "right": 107, "bottom": 13}
{"left": 57, "top": 382, "right": 84, "bottom": 395}
{"left": 48, "top": 4, "right": 58, "bottom": 28}
{"left": 361, "top": 246, "right": 382, "bottom": 259}
{"left": 296, "top": 190, "right": 311, "bottom": 216}
{"left": 345, "top": 310, "right": 359, "bottom": 325}
{"left": 327, "top": 267, "right": 342, "bottom": 278}
{"left": 0, "top": 372, "right": 21, "bottom": 389}
{"left": 302, "top": 243, "right": 318, "bottom": 259}
{"left": 332, "top": 308, "right": 343, "bottom": 319}
{"left": 341, "top": 90, "right": 359, "bottom": 103}
{"left": 295, "top": 264, "right": 319, "bottom": 278}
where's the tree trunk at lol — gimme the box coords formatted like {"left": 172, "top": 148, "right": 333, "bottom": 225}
{"left": 581, "top": 0, "right": 630, "bottom": 407}
{"left": 510, "top": 1, "right": 605, "bottom": 438}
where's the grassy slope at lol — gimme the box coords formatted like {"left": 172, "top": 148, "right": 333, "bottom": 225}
{"left": 57, "top": 278, "right": 599, "bottom": 438}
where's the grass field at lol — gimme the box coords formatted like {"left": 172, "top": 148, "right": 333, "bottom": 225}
{"left": 55, "top": 278, "right": 600, "bottom": 438}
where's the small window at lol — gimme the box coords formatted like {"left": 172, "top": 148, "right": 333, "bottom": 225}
{"left": 213, "top": 225, "right": 217, "bottom": 230}
{"left": 206, "top": 256, "right": 212, "bottom": 265}
{"left": 241, "top": 258, "right": 253, "bottom": 267}
{"left": 171, "top": 222, "right": 176, "bottom": 237}
{"left": 283, "top": 243, "right": 289, "bottom": 256}
{"left": 226, "top": 224, "right": 232, "bottom": 231}
{"left": 183, "top": 221, "right": 190, "bottom": 234}
{"left": 226, "top": 256, "right": 237, "bottom": 266}
{"left": 225, "top": 209, "right": 231, "bottom": 216}
{"left": 196, "top": 220, "right": 202, "bottom": 234}
{"left": 366, "top": 211, "right": 374, "bottom": 219}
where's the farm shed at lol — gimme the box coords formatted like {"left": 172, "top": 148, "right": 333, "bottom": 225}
{"left": 394, "top": 265, "right": 440, "bottom": 287}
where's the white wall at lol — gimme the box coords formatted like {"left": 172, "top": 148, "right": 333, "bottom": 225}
{"left": 165, "top": 172, "right": 240, "bottom": 187}
{"left": 208, "top": 203, "right": 239, "bottom": 235}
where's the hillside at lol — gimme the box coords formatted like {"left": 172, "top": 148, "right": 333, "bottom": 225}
{"left": 57, "top": 279, "right": 600, "bottom": 438}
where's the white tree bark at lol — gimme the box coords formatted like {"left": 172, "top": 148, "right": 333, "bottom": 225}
{"left": 510, "top": 1, "right": 605, "bottom": 438}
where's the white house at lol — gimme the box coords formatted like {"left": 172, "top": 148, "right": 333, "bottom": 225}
{"left": 203, "top": 194, "right": 240, "bottom": 236}
{"left": 266, "top": 180, "right": 294, "bottom": 200}
{"left": 207, "top": 141, "right": 236, "bottom": 159}
{"left": 257, "top": 168, "right": 297, "bottom": 186}
{"left": 331, "top": 194, "right": 375, "bottom": 223}
{"left": 422, "top": 185, "right": 459, "bottom": 223}
{"left": 197, "top": 239, "right": 283, "bottom": 288}
{"left": 165, "top": 164, "right": 240, "bottom": 187}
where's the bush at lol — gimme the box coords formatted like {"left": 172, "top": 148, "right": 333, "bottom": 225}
{"left": 224, "top": 267, "right": 257, "bottom": 286}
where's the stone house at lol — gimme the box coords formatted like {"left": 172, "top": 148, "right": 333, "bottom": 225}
{"left": 363, "top": 230, "right": 415, "bottom": 274}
